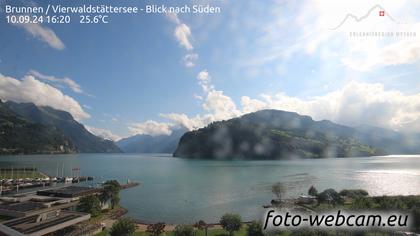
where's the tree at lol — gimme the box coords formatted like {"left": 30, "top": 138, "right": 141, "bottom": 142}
{"left": 339, "top": 189, "right": 368, "bottom": 198}
{"left": 351, "top": 196, "right": 374, "bottom": 209}
{"left": 77, "top": 195, "right": 101, "bottom": 217}
{"left": 101, "top": 180, "right": 121, "bottom": 209}
{"left": 174, "top": 224, "right": 196, "bottom": 236}
{"left": 317, "top": 189, "right": 343, "bottom": 206}
{"left": 110, "top": 218, "right": 136, "bottom": 236}
{"left": 194, "top": 220, "right": 209, "bottom": 236}
{"left": 412, "top": 208, "right": 420, "bottom": 233}
{"left": 146, "top": 222, "right": 166, "bottom": 236}
{"left": 111, "top": 194, "right": 121, "bottom": 209}
{"left": 247, "top": 221, "right": 264, "bottom": 236}
{"left": 271, "top": 183, "right": 285, "bottom": 200}
{"left": 308, "top": 186, "right": 318, "bottom": 196}
{"left": 220, "top": 213, "right": 242, "bottom": 236}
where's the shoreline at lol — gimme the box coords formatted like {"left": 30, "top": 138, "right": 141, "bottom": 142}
{"left": 111, "top": 194, "right": 420, "bottom": 230}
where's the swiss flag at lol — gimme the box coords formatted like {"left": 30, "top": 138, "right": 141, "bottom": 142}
{"left": 379, "top": 11, "right": 385, "bottom": 16}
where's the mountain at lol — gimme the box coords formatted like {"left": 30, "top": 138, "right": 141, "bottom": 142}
{"left": 353, "top": 125, "right": 420, "bottom": 154}
{"left": 0, "top": 101, "right": 76, "bottom": 154}
{"left": 174, "top": 109, "right": 397, "bottom": 159}
{"left": 117, "top": 128, "right": 187, "bottom": 153}
{"left": 4, "top": 101, "right": 121, "bottom": 153}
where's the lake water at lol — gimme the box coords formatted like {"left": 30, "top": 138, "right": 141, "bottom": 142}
{"left": 0, "top": 154, "right": 419, "bottom": 224}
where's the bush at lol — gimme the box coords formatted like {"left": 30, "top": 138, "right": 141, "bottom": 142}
{"left": 220, "top": 213, "right": 242, "bottom": 236}
{"left": 101, "top": 180, "right": 121, "bottom": 209}
{"left": 351, "top": 197, "right": 375, "bottom": 209}
{"left": 317, "top": 189, "right": 343, "bottom": 205}
{"left": 174, "top": 224, "right": 196, "bottom": 236}
{"left": 412, "top": 208, "right": 420, "bottom": 233}
{"left": 77, "top": 195, "right": 101, "bottom": 217}
{"left": 246, "top": 221, "right": 264, "bottom": 236}
{"left": 194, "top": 220, "right": 209, "bottom": 236}
{"left": 339, "top": 189, "right": 368, "bottom": 198}
{"left": 271, "top": 183, "right": 285, "bottom": 200}
{"left": 308, "top": 186, "right": 318, "bottom": 196}
{"left": 146, "top": 222, "right": 166, "bottom": 236}
{"left": 110, "top": 218, "right": 136, "bottom": 236}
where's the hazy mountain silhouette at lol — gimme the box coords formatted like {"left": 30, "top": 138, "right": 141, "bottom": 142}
{"left": 117, "top": 127, "right": 187, "bottom": 153}
{"left": 174, "top": 109, "right": 419, "bottom": 159}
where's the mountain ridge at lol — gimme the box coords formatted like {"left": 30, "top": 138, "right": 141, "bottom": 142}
{"left": 116, "top": 127, "right": 187, "bottom": 153}
{"left": 0, "top": 100, "right": 77, "bottom": 154}
{"left": 174, "top": 109, "right": 419, "bottom": 159}
{"left": 3, "top": 101, "right": 121, "bottom": 154}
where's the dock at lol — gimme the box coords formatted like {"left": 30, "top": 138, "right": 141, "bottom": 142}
{"left": 120, "top": 181, "right": 140, "bottom": 190}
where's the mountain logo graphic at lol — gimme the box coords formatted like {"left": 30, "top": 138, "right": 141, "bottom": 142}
{"left": 330, "top": 4, "right": 405, "bottom": 30}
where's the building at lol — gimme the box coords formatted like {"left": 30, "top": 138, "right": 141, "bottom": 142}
{"left": 0, "top": 185, "right": 102, "bottom": 236}
{"left": 36, "top": 186, "right": 101, "bottom": 198}
{"left": 0, "top": 210, "right": 90, "bottom": 236}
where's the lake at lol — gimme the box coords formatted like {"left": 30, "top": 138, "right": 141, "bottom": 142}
{"left": 0, "top": 154, "right": 419, "bottom": 224}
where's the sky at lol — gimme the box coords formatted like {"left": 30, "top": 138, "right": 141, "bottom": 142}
{"left": 0, "top": 0, "right": 420, "bottom": 140}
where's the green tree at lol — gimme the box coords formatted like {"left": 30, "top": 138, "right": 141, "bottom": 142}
{"left": 111, "top": 194, "right": 121, "bottom": 209}
{"left": 246, "top": 221, "right": 264, "bottom": 236}
{"left": 308, "top": 186, "right": 318, "bottom": 196}
{"left": 317, "top": 189, "right": 343, "bottom": 206}
{"left": 271, "top": 183, "right": 285, "bottom": 200}
{"left": 77, "top": 195, "right": 101, "bottom": 217}
{"left": 412, "top": 208, "right": 420, "bottom": 233}
{"left": 220, "top": 213, "right": 242, "bottom": 236}
{"left": 194, "top": 220, "right": 209, "bottom": 236}
{"left": 174, "top": 224, "right": 196, "bottom": 236}
{"left": 339, "top": 189, "right": 368, "bottom": 198}
{"left": 351, "top": 197, "right": 375, "bottom": 209}
{"left": 110, "top": 218, "right": 136, "bottom": 236}
{"left": 101, "top": 180, "right": 121, "bottom": 209}
{"left": 146, "top": 222, "right": 166, "bottom": 236}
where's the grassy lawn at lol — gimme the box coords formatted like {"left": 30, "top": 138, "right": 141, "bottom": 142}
{"left": 95, "top": 227, "right": 248, "bottom": 236}
{"left": 88, "top": 206, "right": 127, "bottom": 224}
{"left": 0, "top": 170, "right": 44, "bottom": 179}
{"left": 94, "top": 225, "right": 399, "bottom": 236}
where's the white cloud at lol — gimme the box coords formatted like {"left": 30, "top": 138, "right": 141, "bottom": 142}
{"left": 158, "top": 71, "right": 241, "bottom": 131}
{"left": 14, "top": 23, "right": 65, "bottom": 50}
{"left": 85, "top": 125, "right": 121, "bottom": 141}
{"left": 239, "top": 81, "right": 420, "bottom": 133}
{"left": 166, "top": 12, "right": 181, "bottom": 24}
{"left": 203, "top": 89, "right": 241, "bottom": 120}
{"left": 196, "top": 70, "right": 241, "bottom": 120}
{"left": 183, "top": 53, "right": 198, "bottom": 67}
{"left": 297, "top": 1, "right": 420, "bottom": 71}
{"left": 342, "top": 34, "right": 420, "bottom": 71}
{"left": 29, "top": 70, "right": 83, "bottom": 93}
{"left": 240, "top": 96, "right": 266, "bottom": 114}
{"left": 160, "top": 113, "right": 211, "bottom": 131}
{"left": 159, "top": 79, "right": 420, "bottom": 134}
{"left": 241, "top": 1, "right": 420, "bottom": 73}
{"left": 197, "top": 70, "right": 212, "bottom": 91}
{"left": 0, "top": 73, "right": 90, "bottom": 120}
{"left": 174, "top": 23, "right": 193, "bottom": 51}
{"left": 165, "top": 12, "right": 197, "bottom": 68}
{"left": 151, "top": 2, "right": 420, "bottom": 134}
{"left": 128, "top": 120, "right": 173, "bottom": 136}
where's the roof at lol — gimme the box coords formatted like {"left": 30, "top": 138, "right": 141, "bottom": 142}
{"left": 0, "top": 202, "right": 46, "bottom": 212}
{"left": 1, "top": 210, "right": 90, "bottom": 236}
{"left": 36, "top": 186, "right": 101, "bottom": 198}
